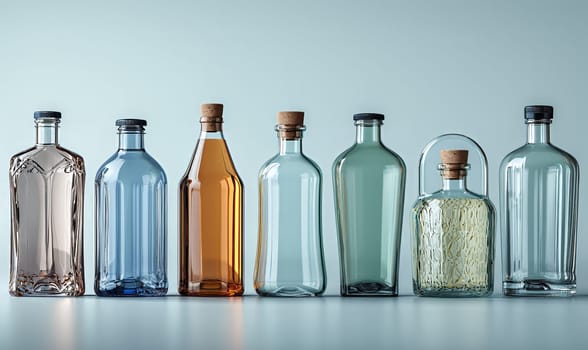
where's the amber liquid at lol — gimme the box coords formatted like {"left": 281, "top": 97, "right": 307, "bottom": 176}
{"left": 179, "top": 136, "right": 243, "bottom": 296}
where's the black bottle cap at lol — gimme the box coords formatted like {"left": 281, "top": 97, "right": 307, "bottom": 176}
{"left": 34, "top": 111, "right": 61, "bottom": 119}
{"left": 524, "top": 105, "right": 553, "bottom": 120}
{"left": 115, "top": 119, "right": 147, "bottom": 126}
{"left": 353, "top": 113, "right": 385, "bottom": 121}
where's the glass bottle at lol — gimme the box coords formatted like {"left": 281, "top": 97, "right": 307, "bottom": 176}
{"left": 332, "top": 113, "right": 406, "bottom": 296}
{"left": 254, "top": 111, "right": 326, "bottom": 297}
{"left": 95, "top": 119, "right": 168, "bottom": 296}
{"left": 411, "top": 135, "right": 495, "bottom": 297}
{"left": 9, "top": 111, "right": 85, "bottom": 296}
{"left": 500, "top": 105, "right": 579, "bottom": 296}
{"left": 179, "top": 103, "right": 243, "bottom": 296}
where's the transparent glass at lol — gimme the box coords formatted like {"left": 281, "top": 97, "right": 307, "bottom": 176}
{"left": 411, "top": 134, "right": 495, "bottom": 297}
{"left": 254, "top": 127, "right": 326, "bottom": 296}
{"left": 179, "top": 129, "right": 243, "bottom": 296}
{"left": 9, "top": 117, "right": 85, "bottom": 296}
{"left": 332, "top": 119, "right": 406, "bottom": 296}
{"left": 500, "top": 122, "right": 579, "bottom": 296}
{"left": 95, "top": 126, "right": 168, "bottom": 296}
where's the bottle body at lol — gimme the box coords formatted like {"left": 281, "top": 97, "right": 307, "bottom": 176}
{"left": 500, "top": 144, "right": 579, "bottom": 296}
{"left": 412, "top": 192, "right": 495, "bottom": 297}
{"left": 9, "top": 114, "right": 85, "bottom": 296}
{"left": 94, "top": 124, "right": 168, "bottom": 296}
{"left": 332, "top": 118, "right": 405, "bottom": 296}
{"left": 179, "top": 135, "right": 243, "bottom": 296}
{"left": 254, "top": 150, "right": 326, "bottom": 296}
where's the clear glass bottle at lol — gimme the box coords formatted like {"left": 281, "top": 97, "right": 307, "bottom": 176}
{"left": 254, "top": 111, "right": 326, "bottom": 296}
{"left": 95, "top": 119, "right": 168, "bottom": 296}
{"left": 9, "top": 111, "right": 85, "bottom": 296}
{"left": 500, "top": 105, "right": 579, "bottom": 296}
{"left": 179, "top": 104, "right": 243, "bottom": 296}
{"left": 332, "top": 113, "right": 406, "bottom": 296}
{"left": 411, "top": 135, "right": 495, "bottom": 297}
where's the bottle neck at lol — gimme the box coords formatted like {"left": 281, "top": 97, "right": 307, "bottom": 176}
{"left": 527, "top": 122, "right": 551, "bottom": 144}
{"left": 442, "top": 177, "right": 467, "bottom": 191}
{"left": 199, "top": 129, "right": 224, "bottom": 140}
{"left": 119, "top": 132, "right": 145, "bottom": 150}
{"left": 355, "top": 120, "right": 382, "bottom": 144}
{"left": 35, "top": 120, "right": 59, "bottom": 145}
{"left": 279, "top": 137, "right": 302, "bottom": 155}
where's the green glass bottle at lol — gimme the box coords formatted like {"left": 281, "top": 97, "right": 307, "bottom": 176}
{"left": 332, "top": 113, "right": 406, "bottom": 296}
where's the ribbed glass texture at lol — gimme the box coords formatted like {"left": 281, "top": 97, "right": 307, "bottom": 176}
{"left": 254, "top": 130, "right": 326, "bottom": 296}
{"left": 332, "top": 119, "right": 406, "bottom": 296}
{"left": 9, "top": 116, "right": 85, "bottom": 296}
{"left": 95, "top": 126, "right": 168, "bottom": 296}
{"left": 500, "top": 122, "right": 579, "bottom": 296}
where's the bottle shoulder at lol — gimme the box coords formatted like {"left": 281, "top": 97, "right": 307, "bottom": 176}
{"left": 413, "top": 192, "right": 495, "bottom": 213}
{"left": 182, "top": 139, "right": 241, "bottom": 180}
{"left": 501, "top": 143, "right": 579, "bottom": 171}
{"left": 96, "top": 150, "right": 167, "bottom": 184}
{"left": 56, "top": 145, "right": 85, "bottom": 162}
{"left": 10, "top": 145, "right": 84, "bottom": 178}
{"left": 259, "top": 153, "right": 322, "bottom": 178}
{"left": 11, "top": 145, "right": 84, "bottom": 161}
{"left": 415, "top": 188, "right": 493, "bottom": 205}
{"left": 333, "top": 143, "right": 405, "bottom": 170}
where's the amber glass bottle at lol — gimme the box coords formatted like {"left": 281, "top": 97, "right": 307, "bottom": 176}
{"left": 178, "top": 103, "right": 244, "bottom": 296}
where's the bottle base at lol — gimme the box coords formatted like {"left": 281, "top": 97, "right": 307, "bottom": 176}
{"left": 96, "top": 287, "right": 167, "bottom": 297}
{"left": 255, "top": 285, "right": 323, "bottom": 297}
{"left": 341, "top": 281, "right": 397, "bottom": 297}
{"left": 414, "top": 286, "right": 492, "bottom": 297}
{"left": 503, "top": 280, "right": 576, "bottom": 297}
{"left": 10, "top": 273, "right": 84, "bottom": 297}
{"left": 179, "top": 280, "right": 243, "bottom": 296}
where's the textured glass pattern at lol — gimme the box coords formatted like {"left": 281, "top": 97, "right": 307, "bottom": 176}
{"left": 500, "top": 124, "right": 579, "bottom": 296}
{"left": 413, "top": 197, "right": 493, "bottom": 295}
{"left": 179, "top": 134, "right": 243, "bottom": 296}
{"left": 254, "top": 136, "right": 326, "bottom": 297}
{"left": 411, "top": 143, "right": 495, "bottom": 298}
{"left": 9, "top": 120, "right": 85, "bottom": 296}
{"left": 95, "top": 129, "right": 168, "bottom": 296}
{"left": 332, "top": 119, "right": 405, "bottom": 296}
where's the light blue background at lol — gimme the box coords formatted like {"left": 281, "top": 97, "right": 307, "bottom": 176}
{"left": 0, "top": 0, "right": 585, "bottom": 297}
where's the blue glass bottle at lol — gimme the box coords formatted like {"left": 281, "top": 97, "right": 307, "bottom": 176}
{"left": 254, "top": 111, "right": 326, "bottom": 297}
{"left": 95, "top": 119, "right": 168, "bottom": 296}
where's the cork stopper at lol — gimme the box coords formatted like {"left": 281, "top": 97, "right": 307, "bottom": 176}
{"left": 200, "top": 103, "right": 223, "bottom": 132}
{"left": 277, "top": 111, "right": 304, "bottom": 139}
{"left": 440, "top": 149, "right": 469, "bottom": 179}
{"left": 277, "top": 111, "right": 304, "bottom": 126}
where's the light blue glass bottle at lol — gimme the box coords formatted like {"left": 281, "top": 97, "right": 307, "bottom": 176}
{"left": 254, "top": 111, "right": 326, "bottom": 297}
{"left": 332, "top": 113, "right": 406, "bottom": 296}
{"left": 500, "top": 105, "right": 579, "bottom": 296}
{"left": 95, "top": 119, "right": 168, "bottom": 296}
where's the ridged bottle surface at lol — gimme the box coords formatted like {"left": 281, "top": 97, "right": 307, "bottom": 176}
{"left": 95, "top": 120, "right": 168, "bottom": 296}
{"left": 9, "top": 112, "right": 85, "bottom": 296}
{"left": 500, "top": 106, "right": 579, "bottom": 296}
